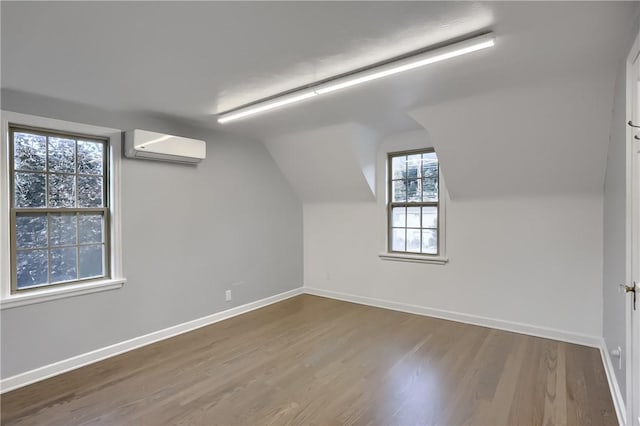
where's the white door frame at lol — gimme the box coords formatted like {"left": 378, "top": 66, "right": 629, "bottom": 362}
{"left": 626, "top": 28, "right": 640, "bottom": 426}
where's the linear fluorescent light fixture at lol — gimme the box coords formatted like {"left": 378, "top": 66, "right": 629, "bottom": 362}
{"left": 217, "top": 33, "right": 495, "bottom": 124}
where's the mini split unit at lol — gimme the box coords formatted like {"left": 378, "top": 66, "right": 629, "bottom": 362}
{"left": 124, "top": 129, "right": 206, "bottom": 164}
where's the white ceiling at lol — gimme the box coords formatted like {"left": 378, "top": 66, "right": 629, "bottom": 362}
{"left": 2, "top": 1, "right": 637, "bottom": 202}
{"left": 410, "top": 70, "right": 616, "bottom": 198}
{"left": 264, "top": 123, "right": 380, "bottom": 203}
{"left": 1, "top": 1, "right": 635, "bottom": 140}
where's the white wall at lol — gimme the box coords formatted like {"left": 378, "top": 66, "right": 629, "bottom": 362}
{"left": 304, "top": 126, "right": 605, "bottom": 341}
{"left": 305, "top": 194, "right": 603, "bottom": 339}
{"left": 0, "top": 91, "right": 303, "bottom": 379}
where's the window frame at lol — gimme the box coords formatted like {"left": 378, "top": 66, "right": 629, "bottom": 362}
{"left": 1, "top": 111, "right": 125, "bottom": 310}
{"left": 387, "top": 147, "right": 441, "bottom": 257}
{"left": 376, "top": 135, "right": 448, "bottom": 265}
{"left": 8, "top": 124, "right": 111, "bottom": 293}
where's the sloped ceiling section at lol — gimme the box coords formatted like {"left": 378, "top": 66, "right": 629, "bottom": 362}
{"left": 409, "top": 70, "right": 616, "bottom": 199}
{"left": 264, "top": 123, "right": 380, "bottom": 203}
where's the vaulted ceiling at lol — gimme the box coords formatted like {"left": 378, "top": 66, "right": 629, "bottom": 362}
{"left": 2, "top": 1, "right": 637, "bottom": 201}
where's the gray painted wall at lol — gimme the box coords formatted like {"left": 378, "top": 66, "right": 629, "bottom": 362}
{"left": 0, "top": 91, "right": 303, "bottom": 379}
{"left": 603, "top": 16, "right": 639, "bottom": 401}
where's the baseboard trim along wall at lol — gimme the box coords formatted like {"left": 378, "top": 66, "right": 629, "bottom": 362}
{"left": 303, "top": 287, "right": 602, "bottom": 348}
{"left": 599, "top": 338, "right": 627, "bottom": 426}
{"left": 0, "top": 287, "right": 304, "bottom": 394}
{"left": 0, "top": 286, "right": 610, "bottom": 397}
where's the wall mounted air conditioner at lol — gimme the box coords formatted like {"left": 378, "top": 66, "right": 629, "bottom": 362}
{"left": 124, "top": 129, "right": 206, "bottom": 164}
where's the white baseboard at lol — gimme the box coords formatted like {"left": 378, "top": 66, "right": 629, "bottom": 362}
{"left": 303, "top": 287, "right": 602, "bottom": 348}
{"left": 0, "top": 287, "right": 303, "bottom": 394}
{"left": 0, "top": 286, "right": 610, "bottom": 400}
{"left": 600, "top": 338, "right": 627, "bottom": 426}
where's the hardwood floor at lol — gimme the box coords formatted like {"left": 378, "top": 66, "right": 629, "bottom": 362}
{"left": 1, "top": 295, "right": 615, "bottom": 425}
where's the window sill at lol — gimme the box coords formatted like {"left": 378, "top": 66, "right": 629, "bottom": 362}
{"left": 0, "top": 278, "right": 126, "bottom": 310}
{"left": 378, "top": 252, "right": 449, "bottom": 265}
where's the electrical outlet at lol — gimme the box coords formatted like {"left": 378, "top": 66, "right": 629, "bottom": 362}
{"left": 610, "top": 346, "right": 623, "bottom": 370}
{"left": 225, "top": 289, "right": 232, "bottom": 301}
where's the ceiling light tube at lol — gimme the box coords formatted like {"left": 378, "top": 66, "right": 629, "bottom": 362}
{"left": 217, "top": 32, "right": 495, "bottom": 124}
{"left": 314, "top": 34, "right": 495, "bottom": 95}
{"left": 218, "top": 90, "right": 318, "bottom": 124}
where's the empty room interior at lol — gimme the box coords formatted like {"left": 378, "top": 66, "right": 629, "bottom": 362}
{"left": 1, "top": 1, "right": 640, "bottom": 425}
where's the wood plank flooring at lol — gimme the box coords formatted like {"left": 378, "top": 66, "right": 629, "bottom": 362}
{"left": 1, "top": 295, "right": 616, "bottom": 425}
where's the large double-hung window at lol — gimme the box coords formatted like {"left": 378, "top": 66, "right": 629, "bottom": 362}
{"left": 9, "top": 125, "right": 109, "bottom": 292}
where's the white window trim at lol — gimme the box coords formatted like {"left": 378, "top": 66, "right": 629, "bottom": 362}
{"left": 378, "top": 252, "right": 449, "bottom": 264}
{"left": 0, "top": 111, "right": 126, "bottom": 310}
{"left": 375, "top": 133, "right": 448, "bottom": 265}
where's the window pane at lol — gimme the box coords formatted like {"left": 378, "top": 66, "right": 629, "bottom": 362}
{"left": 50, "top": 247, "right": 77, "bottom": 283}
{"left": 422, "top": 178, "right": 438, "bottom": 202}
{"left": 407, "top": 207, "right": 420, "bottom": 228}
{"left": 49, "top": 213, "right": 77, "bottom": 246}
{"left": 422, "top": 206, "right": 438, "bottom": 229}
{"left": 48, "top": 174, "right": 76, "bottom": 207}
{"left": 392, "top": 180, "right": 406, "bottom": 202}
{"left": 77, "top": 140, "right": 104, "bottom": 175}
{"left": 392, "top": 228, "right": 405, "bottom": 251}
{"left": 79, "top": 244, "right": 104, "bottom": 279}
{"left": 407, "top": 229, "right": 421, "bottom": 253}
{"left": 48, "top": 137, "right": 75, "bottom": 173}
{"left": 422, "top": 153, "right": 438, "bottom": 179}
{"left": 16, "top": 249, "right": 48, "bottom": 288}
{"left": 392, "top": 207, "right": 406, "bottom": 227}
{"left": 422, "top": 229, "right": 438, "bottom": 254}
{"left": 14, "top": 132, "right": 46, "bottom": 171}
{"left": 78, "top": 176, "right": 103, "bottom": 207}
{"left": 14, "top": 172, "right": 46, "bottom": 208}
{"left": 79, "top": 214, "right": 103, "bottom": 244}
{"left": 16, "top": 214, "right": 48, "bottom": 249}
{"left": 391, "top": 156, "right": 406, "bottom": 179}
{"left": 407, "top": 154, "right": 421, "bottom": 179}
{"left": 407, "top": 179, "right": 421, "bottom": 202}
